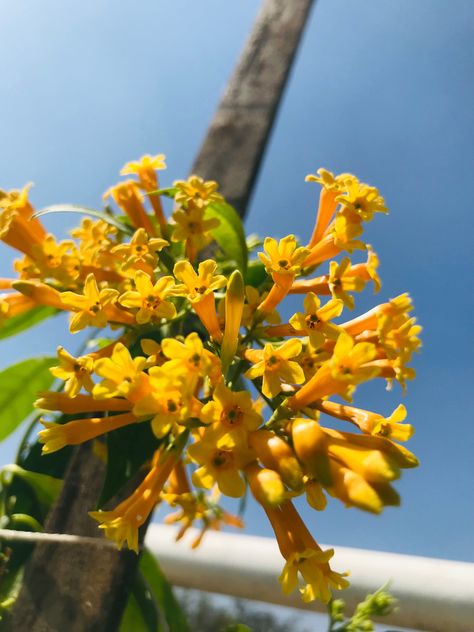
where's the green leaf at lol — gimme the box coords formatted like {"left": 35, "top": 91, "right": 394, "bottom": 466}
{"left": 0, "top": 357, "right": 56, "bottom": 442}
{"left": 140, "top": 549, "right": 190, "bottom": 632}
{"left": 244, "top": 260, "right": 268, "bottom": 288}
{"left": 147, "top": 187, "right": 177, "bottom": 199}
{"left": 32, "top": 204, "right": 131, "bottom": 233}
{"left": 0, "top": 306, "right": 58, "bottom": 342}
{"left": 120, "top": 591, "right": 158, "bottom": 632}
{"left": 1, "top": 464, "right": 62, "bottom": 507}
{"left": 206, "top": 202, "right": 248, "bottom": 274}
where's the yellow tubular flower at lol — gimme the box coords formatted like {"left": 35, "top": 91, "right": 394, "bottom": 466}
{"left": 305, "top": 169, "right": 348, "bottom": 247}
{"left": 104, "top": 180, "right": 156, "bottom": 236}
{"left": 161, "top": 331, "right": 221, "bottom": 392}
{"left": 315, "top": 400, "right": 413, "bottom": 442}
{"left": 337, "top": 178, "right": 388, "bottom": 222}
{"left": 188, "top": 427, "right": 255, "bottom": 498}
{"left": 35, "top": 392, "right": 132, "bottom": 414}
{"left": 90, "top": 440, "right": 184, "bottom": 551}
{"left": 262, "top": 501, "right": 349, "bottom": 603}
{"left": 173, "top": 259, "right": 226, "bottom": 341}
{"left": 121, "top": 154, "right": 167, "bottom": 228}
{"left": 244, "top": 339, "right": 305, "bottom": 399}
{"left": 12, "top": 280, "right": 67, "bottom": 311}
{"left": 0, "top": 184, "right": 46, "bottom": 257}
{"left": 245, "top": 462, "right": 287, "bottom": 507}
{"left": 130, "top": 369, "right": 196, "bottom": 438}
{"left": 221, "top": 270, "right": 245, "bottom": 370}
{"left": 39, "top": 412, "right": 138, "bottom": 454}
{"left": 248, "top": 429, "right": 304, "bottom": 491}
{"left": 171, "top": 204, "right": 220, "bottom": 262}
{"left": 289, "top": 293, "right": 343, "bottom": 348}
{"left": 345, "top": 245, "right": 381, "bottom": 293}
{"left": 200, "top": 382, "right": 262, "bottom": 442}
{"left": 50, "top": 347, "right": 94, "bottom": 397}
{"left": 60, "top": 273, "right": 121, "bottom": 333}
{"left": 257, "top": 236, "right": 309, "bottom": 315}
{"left": 287, "top": 332, "right": 378, "bottom": 409}
{"left": 173, "top": 175, "right": 224, "bottom": 209}
{"left": 111, "top": 228, "right": 169, "bottom": 273}
{"left": 119, "top": 271, "right": 177, "bottom": 324}
{"left": 93, "top": 343, "right": 147, "bottom": 399}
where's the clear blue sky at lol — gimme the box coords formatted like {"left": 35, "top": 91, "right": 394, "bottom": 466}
{"left": 1, "top": 0, "right": 473, "bottom": 564}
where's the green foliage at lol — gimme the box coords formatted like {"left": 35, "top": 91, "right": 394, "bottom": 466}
{"left": 120, "top": 550, "right": 190, "bottom": 632}
{"left": 0, "top": 306, "right": 57, "bottom": 341}
{"left": 328, "top": 585, "right": 397, "bottom": 632}
{"left": 206, "top": 202, "right": 248, "bottom": 274}
{"left": 32, "top": 204, "right": 132, "bottom": 233}
{"left": 0, "top": 464, "right": 62, "bottom": 508}
{"left": 0, "top": 357, "right": 56, "bottom": 442}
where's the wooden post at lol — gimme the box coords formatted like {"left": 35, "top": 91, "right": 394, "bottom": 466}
{"left": 7, "top": 1, "right": 315, "bottom": 629}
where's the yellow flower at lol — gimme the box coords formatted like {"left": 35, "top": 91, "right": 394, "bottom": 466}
{"left": 248, "top": 429, "right": 304, "bottom": 491}
{"left": 60, "top": 273, "right": 120, "bottom": 333}
{"left": 262, "top": 501, "right": 349, "bottom": 603}
{"left": 121, "top": 154, "right": 167, "bottom": 228}
{"left": 140, "top": 338, "right": 167, "bottom": 367}
{"left": 221, "top": 270, "right": 245, "bottom": 370}
{"left": 173, "top": 259, "right": 226, "bottom": 341}
{"left": 93, "top": 342, "right": 147, "bottom": 399}
{"left": 241, "top": 285, "right": 280, "bottom": 327}
{"left": 316, "top": 400, "right": 413, "bottom": 442}
{"left": 130, "top": 369, "right": 195, "bottom": 438}
{"left": 337, "top": 178, "right": 388, "bottom": 222}
{"left": 90, "top": 443, "right": 182, "bottom": 551}
{"left": 0, "top": 184, "right": 47, "bottom": 258}
{"left": 287, "top": 332, "right": 378, "bottom": 408}
{"left": 173, "top": 175, "right": 224, "bottom": 208}
{"left": 39, "top": 412, "right": 138, "bottom": 454}
{"left": 289, "top": 293, "right": 343, "bottom": 348}
{"left": 171, "top": 204, "right": 220, "bottom": 258}
{"left": 200, "top": 382, "right": 262, "bottom": 441}
{"left": 161, "top": 332, "right": 222, "bottom": 391}
{"left": 119, "top": 271, "right": 177, "bottom": 324}
{"left": 104, "top": 180, "right": 156, "bottom": 236}
{"left": 257, "top": 236, "right": 309, "bottom": 315}
{"left": 50, "top": 346, "right": 94, "bottom": 397}
{"left": 328, "top": 258, "right": 365, "bottom": 310}
{"left": 188, "top": 427, "right": 254, "bottom": 498}
{"left": 245, "top": 339, "right": 305, "bottom": 398}
{"left": 111, "top": 228, "right": 169, "bottom": 272}
{"left": 258, "top": 235, "right": 309, "bottom": 279}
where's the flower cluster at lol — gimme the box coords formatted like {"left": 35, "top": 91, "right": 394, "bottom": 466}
{"left": 0, "top": 158, "right": 420, "bottom": 604}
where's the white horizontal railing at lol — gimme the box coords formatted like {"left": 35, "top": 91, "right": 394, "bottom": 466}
{"left": 145, "top": 524, "right": 474, "bottom": 632}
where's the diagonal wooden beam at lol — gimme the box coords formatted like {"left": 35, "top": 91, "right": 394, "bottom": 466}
{"left": 193, "top": 0, "right": 315, "bottom": 219}
{"left": 7, "top": 1, "right": 315, "bottom": 629}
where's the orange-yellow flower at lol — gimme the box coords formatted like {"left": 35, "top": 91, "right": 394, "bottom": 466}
{"left": 173, "top": 259, "right": 226, "bottom": 341}
{"left": 245, "top": 339, "right": 304, "bottom": 398}
{"left": 119, "top": 271, "right": 177, "bottom": 324}
{"left": 111, "top": 228, "right": 169, "bottom": 273}
{"left": 50, "top": 347, "right": 94, "bottom": 397}
{"left": 289, "top": 293, "right": 343, "bottom": 347}
{"left": 173, "top": 175, "right": 224, "bottom": 209}
{"left": 60, "top": 273, "right": 120, "bottom": 333}
{"left": 200, "top": 382, "right": 262, "bottom": 441}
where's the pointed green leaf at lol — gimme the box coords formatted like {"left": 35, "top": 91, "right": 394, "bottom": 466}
{"left": 33, "top": 204, "right": 131, "bottom": 233}
{"left": 140, "top": 549, "right": 190, "bottom": 632}
{"left": 1, "top": 464, "right": 62, "bottom": 507}
{"left": 0, "top": 357, "right": 56, "bottom": 442}
{"left": 0, "top": 306, "right": 58, "bottom": 341}
{"left": 206, "top": 202, "right": 248, "bottom": 274}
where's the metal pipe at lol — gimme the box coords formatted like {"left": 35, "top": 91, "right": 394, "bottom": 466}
{"left": 146, "top": 524, "right": 474, "bottom": 632}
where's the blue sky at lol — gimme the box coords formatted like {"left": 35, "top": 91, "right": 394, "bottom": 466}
{"left": 1, "top": 0, "right": 473, "bottom": 564}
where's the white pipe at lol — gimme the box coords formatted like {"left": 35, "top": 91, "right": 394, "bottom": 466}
{"left": 145, "top": 524, "right": 474, "bottom": 632}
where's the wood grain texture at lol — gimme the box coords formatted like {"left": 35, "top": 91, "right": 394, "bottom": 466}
{"left": 192, "top": 0, "right": 315, "bottom": 218}
{"left": 6, "top": 1, "right": 315, "bottom": 629}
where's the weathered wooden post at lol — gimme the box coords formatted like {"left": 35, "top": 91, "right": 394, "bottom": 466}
{"left": 7, "top": 1, "right": 315, "bottom": 629}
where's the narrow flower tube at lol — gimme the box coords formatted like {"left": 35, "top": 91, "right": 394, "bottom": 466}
{"left": 104, "top": 181, "right": 156, "bottom": 236}
{"left": 35, "top": 392, "right": 132, "bottom": 414}
{"left": 221, "top": 269, "right": 244, "bottom": 370}
{"left": 39, "top": 412, "right": 139, "bottom": 454}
